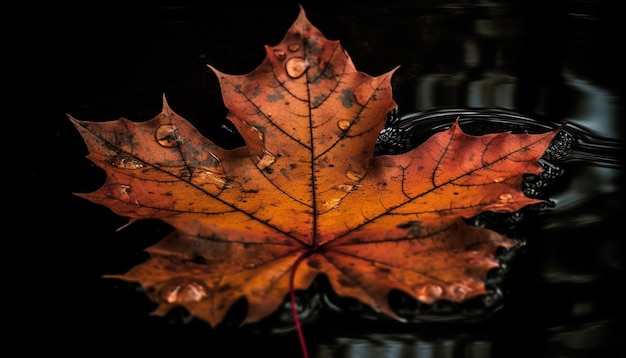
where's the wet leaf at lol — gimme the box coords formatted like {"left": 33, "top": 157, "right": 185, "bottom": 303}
{"left": 69, "top": 7, "right": 559, "bottom": 327}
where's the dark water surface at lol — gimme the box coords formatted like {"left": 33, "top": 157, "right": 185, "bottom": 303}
{"left": 31, "top": 1, "right": 624, "bottom": 357}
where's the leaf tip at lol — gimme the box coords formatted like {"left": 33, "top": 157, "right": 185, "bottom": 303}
{"left": 206, "top": 63, "right": 221, "bottom": 76}
{"left": 160, "top": 93, "right": 173, "bottom": 114}
{"left": 296, "top": 3, "right": 308, "bottom": 20}
{"left": 66, "top": 113, "right": 81, "bottom": 127}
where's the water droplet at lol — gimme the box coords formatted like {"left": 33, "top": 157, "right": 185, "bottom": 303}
{"left": 115, "top": 184, "right": 140, "bottom": 206}
{"left": 159, "top": 279, "right": 208, "bottom": 304}
{"left": 110, "top": 154, "right": 144, "bottom": 169}
{"left": 119, "top": 184, "right": 131, "bottom": 196}
{"left": 243, "top": 263, "right": 257, "bottom": 269}
{"left": 427, "top": 284, "right": 443, "bottom": 296}
{"left": 287, "top": 43, "right": 300, "bottom": 52}
{"left": 493, "top": 176, "right": 505, "bottom": 183}
{"left": 418, "top": 283, "right": 443, "bottom": 300}
{"left": 176, "top": 154, "right": 226, "bottom": 188}
{"left": 346, "top": 170, "right": 364, "bottom": 182}
{"left": 323, "top": 198, "right": 342, "bottom": 209}
{"left": 256, "top": 149, "right": 276, "bottom": 170}
{"left": 336, "top": 184, "right": 354, "bottom": 192}
{"left": 249, "top": 125, "right": 264, "bottom": 141}
{"left": 449, "top": 283, "right": 470, "bottom": 299}
{"left": 155, "top": 124, "right": 180, "bottom": 147}
{"left": 285, "top": 57, "right": 308, "bottom": 78}
{"left": 337, "top": 120, "right": 351, "bottom": 131}
{"left": 187, "top": 166, "right": 227, "bottom": 187}
{"left": 499, "top": 193, "right": 513, "bottom": 202}
{"left": 273, "top": 49, "right": 286, "bottom": 60}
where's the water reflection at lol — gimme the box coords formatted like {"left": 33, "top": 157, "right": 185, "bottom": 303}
{"left": 333, "top": 339, "right": 487, "bottom": 358}
{"left": 412, "top": 2, "right": 527, "bottom": 111}
{"left": 315, "top": 334, "right": 476, "bottom": 358}
{"left": 564, "top": 73, "right": 621, "bottom": 139}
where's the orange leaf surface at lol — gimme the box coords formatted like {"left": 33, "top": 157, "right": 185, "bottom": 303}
{"left": 69, "top": 7, "right": 559, "bottom": 327}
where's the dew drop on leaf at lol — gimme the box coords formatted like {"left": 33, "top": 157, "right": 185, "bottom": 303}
{"left": 256, "top": 149, "right": 276, "bottom": 170}
{"left": 272, "top": 49, "right": 286, "bottom": 61}
{"left": 323, "top": 197, "right": 342, "bottom": 209}
{"left": 493, "top": 176, "right": 505, "bottom": 183}
{"left": 180, "top": 166, "right": 227, "bottom": 188}
{"left": 336, "top": 184, "right": 354, "bottom": 192}
{"left": 449, "top": 283, "right": 470, "bottom": 299}
{"left": 155, "top": 124, "right": 180, "bottom": 147}
{"left": 337, "top": 120, "right": 351, "bottom": 131}
{"left": 248, "top": 125, "right": 266, "bottom": 141}
{"left": 418, "top": 283, "right": 443, "bottom": 301}
{"left": 110, "top": 154, "right": 144, "bottom": 169}
{"left": 159, "top": 279, "right": 208, "bottom": 304}
{"left": 345, "top": 170, "right": 365, "bottom": 182}
{"left": 499, "top": 193, "right": 513, "bottom": 202}
{"left": 285, "top": 57, "right": 308, "bottom": 78}
{"left": 287, "top": 43, "right": 300, "bottom": 52}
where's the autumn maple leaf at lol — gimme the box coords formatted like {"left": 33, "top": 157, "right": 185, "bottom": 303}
{"left": 69, "top": 7, "right": 559, "bottom": 328}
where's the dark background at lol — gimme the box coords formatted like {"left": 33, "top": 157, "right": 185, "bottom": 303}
{"left": 22, "top": 0, "right": 624, "bottom": 356}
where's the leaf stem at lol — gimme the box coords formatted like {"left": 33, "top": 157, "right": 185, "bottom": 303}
{"left": 290, "top": 253, "right": 309, "bottom": 358}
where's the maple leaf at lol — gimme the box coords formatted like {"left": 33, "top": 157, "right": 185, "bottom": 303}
{"left": 69, "top": 7, "right": 559, "bottom": 327}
